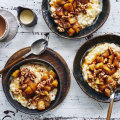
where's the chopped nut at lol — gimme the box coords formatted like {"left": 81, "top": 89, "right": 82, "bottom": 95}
{"left": 20, "top": 76, "right": 25, "bottom": 84}
{"left": 27, "top": 99, "right": 32, "bottom": 106}
{"left": 107, "top": 63, "right": 114, "bottom": 69}
{"left": 103, "top": 58, "right": 108, "bottom": 64}
{"left": 57, "top": 27, "right": 65, "bottom": 32}
{"left": 51, "top": 13, "right": 59, "bottom": 19}
{"left": 56, "top": 7, "right": 64, "bottom": 16}
{"left": 63, "top": 22, "right": 71, "bottom": 29}
{"left": 21, "top": 84, "right": 27, "bottom": 90}
{"left": 13, "top": 89, "right": 22, "bottom": 95}
{"left": 21, "top": 68, "right": 29, "bottom": 77}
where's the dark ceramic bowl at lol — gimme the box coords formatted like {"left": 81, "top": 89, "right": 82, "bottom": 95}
{"left": 73, "top": 34, "right": 120, "bottom": 103}
{"left": 42, "top": 0, "right": 110, "bottom": 39}
{"left": 3, "top": 59, "right": 61, "bottom": 114}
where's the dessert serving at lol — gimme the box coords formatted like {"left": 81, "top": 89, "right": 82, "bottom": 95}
{"left": 49, "top": 0, "right": 102, "bottom": 36}
{"left": 10, "top": 63, "right": 58, "bottom": 110}
{"left": 82, "top": 43, "right": 120, "bottom": 97}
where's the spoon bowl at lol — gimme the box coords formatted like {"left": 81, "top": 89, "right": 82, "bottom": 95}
{"left": 31, "top": 39, "right": 48, "bottom": 55}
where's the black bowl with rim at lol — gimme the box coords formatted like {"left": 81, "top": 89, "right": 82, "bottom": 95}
{"left": 73, "top": 34, "right": 120, "bottom": 103}
{"left": 42, "top": 0, "right": 110, "bottom": 39}
{"left": 3, "top": 59, "right": 62, "bottom": 114}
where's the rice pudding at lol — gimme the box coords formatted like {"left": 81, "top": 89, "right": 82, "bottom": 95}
{"left": 50, "top": 0, "right": 102, "bottom": 36}
{"left": 82, "top": 43, "right": 120, "bottom": 97}
{"left": 10, "top": 63, "right": 58, "bottom": 110}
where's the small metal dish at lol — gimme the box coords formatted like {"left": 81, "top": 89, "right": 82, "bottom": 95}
{"left": 3, "top": 59, "right": 62, "bottom": 114}
{"left": 17, "top": 6, "right": 38, "bottom": 27}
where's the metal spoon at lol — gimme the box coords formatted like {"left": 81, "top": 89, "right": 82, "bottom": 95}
{"left": 106, "top": 86, "right": 120, "bottom": 120}
{"left": 0, "top": 39, "right": 48, "bottom": 74}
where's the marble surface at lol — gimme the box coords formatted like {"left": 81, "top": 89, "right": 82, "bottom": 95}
{"left": 0, "top": 0, "right": 120, "bottom": 120}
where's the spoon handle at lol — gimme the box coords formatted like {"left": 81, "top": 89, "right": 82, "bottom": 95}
{"left": 106, "top": 93, "right": 115, "bottom": 120}
{"left": 0, "top": 56, "right": 24, "bottom": 74}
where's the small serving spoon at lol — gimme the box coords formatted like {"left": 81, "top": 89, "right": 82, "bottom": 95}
{"left": 106, "top": 86, "right": 120, "bottom": 120}
{"left": 0, "top": 39, "right": 48, "bottom": 74}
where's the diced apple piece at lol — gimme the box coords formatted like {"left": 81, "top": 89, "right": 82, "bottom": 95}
{"left": 110, "top": 68, "right": 116, "bottom": 75}
{"left": 24, "top": 86, "right": 33, "bottom": 95}
{"left": 40, "top": 91, "right": 49, "bottom": 96}
{"left": 89, "top": 64, "right": 95, "bottom": 71}
{"left": 67, "top": 28, "right": 75, "bottom": 36}
{"left": 99, "top": 85, "right": 108, "bottom": 91}
{"left": 49, "top": 70, "right": 56, "bottom": 78}
{"left": 43, "top": 96, "right": 51, "bottom": 108}
{"left": 41, "top": 74, "right": 49, "bottom": 81}
{"left": 56, "top": 7, "right": 64, "bottom": 16}
{"left": 64, "top": 3, "right": 73, "bottom": 11}
{"left": 114, "top": 51, "right": 120, "bottom": 60}
{"left": 37, "top": 100, "right": 45, "bottom": 110}
{"left": 95, "top": 79, "right": 104, "bottom": 85}
{"left": 95, "top": 63, "right": 103, "bottom": 69}
{"left": 68, "top": 0, "right": 74, "bottom": 3}
{"left": 56, "top": 0, "right": 65, "bottom": 5}
{"left": 73, "top": 23, "right": 82, "bottom": 33}
{"left": 96, "top": 56, "right": 104, "bottom": 63}
{"left": 12, "top": 70, "right": 20, "bottom": 78}
{"left": 108, "top": 59, "right": 112, "bottom": 64}
{"left": 103, "top": 65, "right": 111, "bottom": 74}
{"left": 106, "top": 77, "right": 113, "bottom": 84}
{"left": 113, "top": 57, "right": 119, "bottom": 67}
{"left": 44, "top": 101, "right": 50, "bottom": 108}
{"left": 44, "top": 86, "right": 51, "bottom": 91}
{"left": 73, "top": 26, "right": 79, "bottom": 33}
{"left": 73, "top": 0, "right": 77, "bottom": 8}
{"left": 28, "top": 81, "right": 37, "bottom": 92}
{"left": 68, "top": 17, "right": 76, "bottom": 24}
{"left": 103, "top": 50, "right": 109, "bottom": 58}
{"left": 105, "top": 88, "right": 110, "bottom": 97}
{"left": 109, "top": 54, "right": 114, "bottom": 61}
{"left": 52, "top": 79, "right": 58, "bottom": 87}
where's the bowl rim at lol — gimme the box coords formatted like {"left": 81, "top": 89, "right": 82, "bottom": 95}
{"left": 3, "top": 58, "right": 62, "bottom": 115}
{"left": 73, "top": 34, "right": 120, "bottom": 103}
{"left": 41, "top": 0, "right": 110, "bottom": 40}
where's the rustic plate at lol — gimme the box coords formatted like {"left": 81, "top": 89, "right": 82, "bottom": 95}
{"left": 73, "top": 34, "right": 120, "bottom": 103}
{"left": 2, "top": 48, "right": 71, "bottom": 114}
{"left": 42, "top": 0, "right": 110, "bottom": 39}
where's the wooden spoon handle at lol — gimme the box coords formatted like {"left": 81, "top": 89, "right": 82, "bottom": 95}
{"left": 0, "top": 56, "right": 24, "bottom": 74}
{"left": 106, "top": 93, "right": 115, "bottom": 120}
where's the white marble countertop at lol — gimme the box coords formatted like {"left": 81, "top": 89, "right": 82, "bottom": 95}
{"left": 0, "top": 0, "right": 120, "bottom": 120}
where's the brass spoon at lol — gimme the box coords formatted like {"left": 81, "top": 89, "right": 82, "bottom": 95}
{"left": 106, "top": 86, "right": 120, "bottom": 120}
{"left": 0, "top": 39, "right": 48, "bottom": 74}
